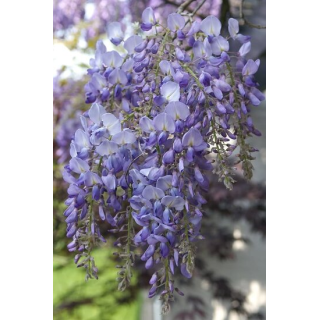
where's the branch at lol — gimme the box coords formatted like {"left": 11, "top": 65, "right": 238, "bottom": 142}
{"left": 220, "top": 0, "right": 231, "bottom": 27}
{"left": 178, "top": 0, "right": 196, "bottom": 13}
{"left": 124, "top": 152, "right": 146, "bottom": 186}
{"left": 240, "top": 0, "right": 266, "bottom": 30}
{"left": 160, "top": 0, "right": 207, "bottom": 19}
{"left": 191, "top": 0, "right": 206, "bottom": 17}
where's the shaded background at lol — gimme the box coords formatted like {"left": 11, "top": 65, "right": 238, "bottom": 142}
{"left": 53, "top": 0, "right": 266, "bottom": 319}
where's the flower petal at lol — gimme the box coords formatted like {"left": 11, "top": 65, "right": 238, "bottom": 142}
{"left": 180, "top": 263, "right": 192, "bottom": 278}
{"left": 75, "top": 129, "right": 90, "bottom": 149}
{"left": 111, "top": 130, "right": 136, "bottom": 145}
{"left": 156, "top": 175, "right": 173, "bottom": 191}
{"left": 96, "top": 140, "right": 119, "bottom": 156}
{"left": 139, "top": 116, "right": 155, "bottom": 133}
{"left": 228, "top": 18, "right": 239, "bottom": 39}
{"left": 182, "top": 127, "right": 203, "bottom": 147}
{"left": 107, "top": 22, "right": 124, "bottom": 44}
{"left": 142, "top": 185, "right": 165, "bottom": 200}
{"left": 159, "top": 60, "right": 175, "bottom": 76}
{"left": 187, "top": 20, "right": 201, "bottom": 36}
{"left": 239, "top": 41, "right": 251, "bottom": 57}
{"left": 103, "top": 51, "right": 124, "bottom": 68}
{"left": 89, "top": 103, "right": 105, "bottom": 124}
{"left": 69, "top": 157, "right": 89, "bottom": 174}
{"left": 242, "top": 59, "right": 259, "bottom": 76}
{"left": 211, "top": 36, "right": 229, "bottom": 55}
{"left": 142, "top": 7, "right": 156, "bottom": 24}
{"left": 108, "top": 68, "right": 128, "bottom": 85}
{"left": 161, "top": 196, "right": 185, "bottom": 210}
{"left": 167, "top": 13, "right": 185, "bottom": 31}
{"left": 165, "top": 101, "right": 190, "bottom": 120}
{"left": 160, "top": 81, "right": 180, "bottom": 102}
{"left": 102, "top": 113, "right": 121, "bottom": 135}
{"left": 124, "top": 35, "right": 143, "bottom": 54}
{"left": 200, "top": 15, "right": 221, "bottom": 36}
{"left": 214, "top": 79, "right": 231, "bottom": 92}
{"left": 193, "top": 40, "right": 206, "bottom": 58}
{"left": 153, "top": 113, "right": 175, "bottom": 133}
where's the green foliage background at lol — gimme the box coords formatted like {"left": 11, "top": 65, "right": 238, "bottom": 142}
{"left": 53, "top": 248, "right": 141, "bottom": 320}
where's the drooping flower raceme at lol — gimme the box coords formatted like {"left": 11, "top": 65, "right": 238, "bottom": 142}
{"left": 63, "top": 7, "right": 264, "bottom": 314}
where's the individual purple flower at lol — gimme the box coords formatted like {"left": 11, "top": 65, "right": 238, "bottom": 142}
{"left": 159, "top": 60, "right": 175, "bottom": 77}
{"left": 239, "top": 42, "right": 251, "bottom": 57}
{"left": 111, "top": 130, "right": 136, "bottom": 145}
{"left": 102, "top": 172, "right": 117, "bottom": 192}
{"left": 251, "top": 87, "right": 265, "bottom": 101}
{"left": 160, "top": 81, "right": 180, "bottom": 102}
{"left": 88, "top": 103, "right": 105, "bottom": 125}
{"left": 141, "top": 7, "right": 156, "bottom": 31}
{"left": 214, "top": 79, "right": 231, "bottom": 92}
{"left": 182, "top": 127, "right": 205, "bottom": 150}
{"left": 165, "top": 101, "right": 190, "bottom": 120}
{"left": 74, "top": 129, "right": 90, "bottom": 151}
{"left": 211, "top": 36, "right": 229, "bottom": 55}
{"left": 107, "top": 22, "right": 124, "bottom": 46}
{"left": 199, "top": 72, "right": 211, "bottom": 87}
{"left": 96, "top": 140, "right": 119, "bottom": 156}
{"left": 104, "top": 51, "right": 124, "bottom": 68}
{"left": 173, "top": 138, "right": 183, "bottom": 153}
{"left": 187, "top": 20, "right": 201, "bottom": 36}
{"left": 161, "top": 196, "right": 185, "bottom": 211}
{"left": 89, "top": 40, "right": 107, "bottom": 70}
{"left": 108, "top": 68, "right": 128, "bottom": 85}
{"left": 156, "top": 175, "right": 173, "bottom": 191}
{"left": 139, "top": 116, "right": 155, "bottom": 133}
{"left": 162, "top": 149, "right": 175, "bottom": 164}
{"left": 124, "top": 35, "right": 143, "bottom": 55}
{"left": 200, "top": 15, "right": 221, "bottom": 36}
{"left": 180, "top": 263, "right": 192, "bottom": 278}
{"left": 248, "top": 92, "right": 261, "bottom": 106}
{"left": 193, "top": 40, "right": 211, "bottom": 58}
{"left": 149, "top": 273, "right": 157, "bottom": 285}
{"left": 84, "top": 171, "right": 103, "bottom": 187}
{"left": 90, "top": 73, "right": 108, "bottom": 92}
{"left": 175, "top": 48, "right": 185, "bottom": 61}
{"left": 228, "top": 18, "right": 239, "bottom": 39}
{"left": 102, "top": 113, "right": 121, "bottom": 136}
{"left": 69, "top": 157, "right": 90, "bottom": 174}
{"left": 167, "top": 13, "right": 185, "bottom": 32}
{"left": 236, "top": 34, "right": 251, "bottom": 44}
{"left": 142, "top": 185, "right": 165, "bottom": 200}
{"left": 153, "top": 113, "right": 175, "bottom": 133}
{"left": 242, "top": 59, "right": 259, "bottom": 76}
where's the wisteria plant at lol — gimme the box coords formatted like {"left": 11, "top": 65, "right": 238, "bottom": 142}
{"left": 62, "top": 3, "right": 264, "bottom": 314}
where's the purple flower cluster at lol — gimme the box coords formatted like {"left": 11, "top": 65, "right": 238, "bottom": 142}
{"left": 53, "top": 72, "right": 87, "bottom": 164}
{"left": 84, "top": 0, "right": 130, "bottom": 41}
{"left": 63, "top": 7, "right": 264, "bottom": 313}
{"left": 53, "top": 0, "right": 85, "bottom": 33}
{"left": 53, "top": 0, "right": 128, "bottom": 40}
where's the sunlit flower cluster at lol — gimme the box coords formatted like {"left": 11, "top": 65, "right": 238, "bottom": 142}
{"left": 63, "top": 7, "right": 264, "bottom": 313}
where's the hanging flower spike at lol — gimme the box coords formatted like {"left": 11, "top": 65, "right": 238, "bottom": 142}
{"left": 63, "top": 7, "right": 264, "bottom": 315}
